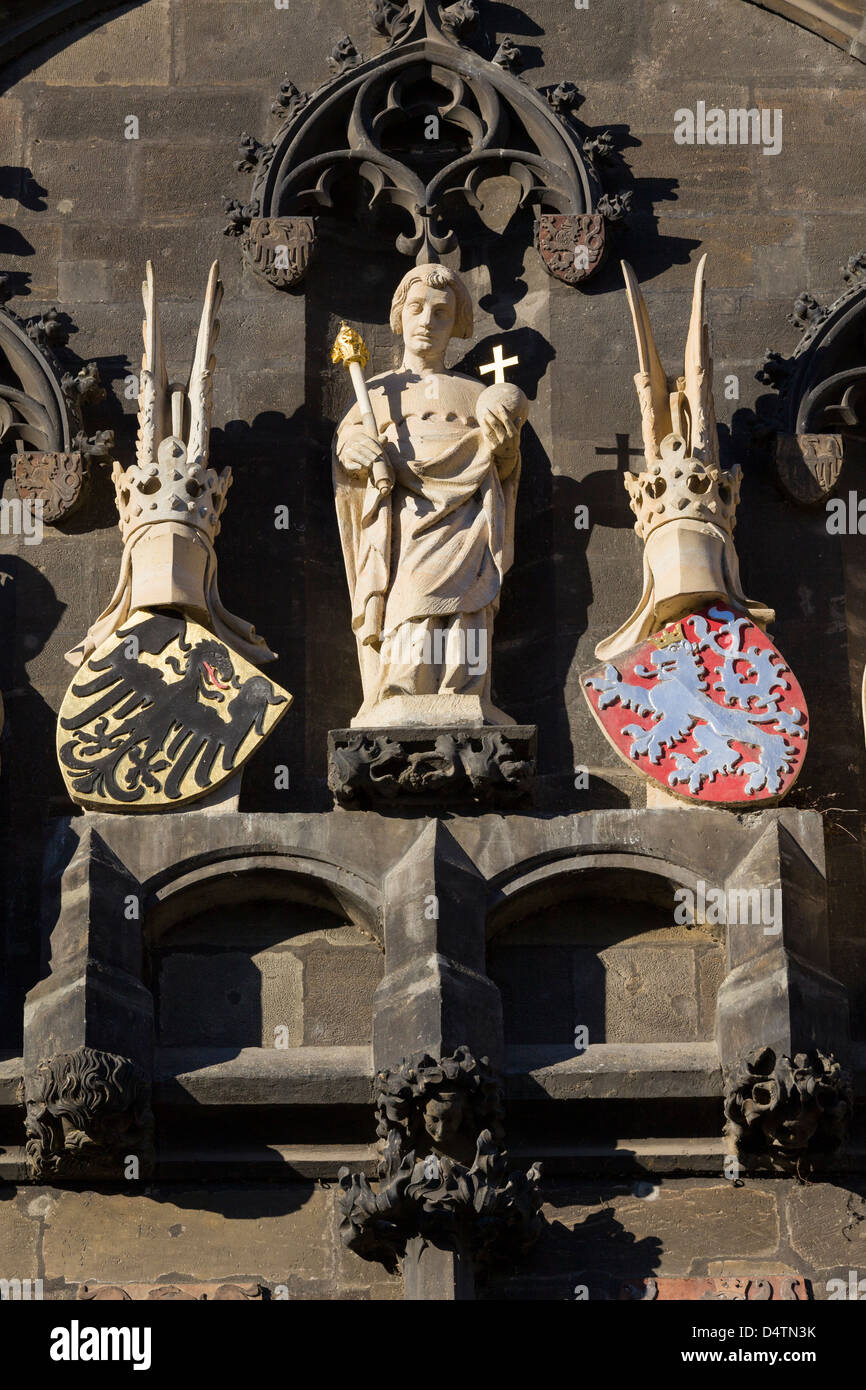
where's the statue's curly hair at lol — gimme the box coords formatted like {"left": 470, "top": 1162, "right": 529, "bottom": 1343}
{"left": 23, "top": 1046, "right": 152, "bottom": 1178}
{"left": 389, "top": 263, "right": 473, "bottom": 339}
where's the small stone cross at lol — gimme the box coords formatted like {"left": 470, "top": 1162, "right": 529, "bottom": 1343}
{"left": 479, "top": 343, "right": 519, "bottom": 385}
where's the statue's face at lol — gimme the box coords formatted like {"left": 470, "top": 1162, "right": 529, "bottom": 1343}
{"left": 423, "top": 1091, "right": 466, "bottom": 1144}
{"left": 401, "top": 282, "right": 456, "bottom": 365}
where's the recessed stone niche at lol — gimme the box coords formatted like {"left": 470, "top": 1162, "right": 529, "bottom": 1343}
{"left": 154, "top": 899, "right": 383, "bottom": 1050}
{"left": 488, "top": 873, "right": 724, "bottom": 1048}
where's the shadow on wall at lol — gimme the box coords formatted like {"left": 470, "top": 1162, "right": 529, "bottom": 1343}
{"left": 480, "top": 1196, "right": 664, "bottom": 1301}
{"left": 0, "top": 556, "right": 67, "bottom": 1049}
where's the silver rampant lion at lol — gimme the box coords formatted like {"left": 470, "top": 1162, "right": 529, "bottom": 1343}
{"left": 586, "top": 607, "right": 806, "bottom": 796}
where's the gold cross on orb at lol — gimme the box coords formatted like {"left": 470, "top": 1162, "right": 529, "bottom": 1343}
{"left": 479, "top": 343, "right": 519, "bottom": 385}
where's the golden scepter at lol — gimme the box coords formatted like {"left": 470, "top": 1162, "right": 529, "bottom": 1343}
{"left": 331, "top": 323, "right": 393, "bottom": 496}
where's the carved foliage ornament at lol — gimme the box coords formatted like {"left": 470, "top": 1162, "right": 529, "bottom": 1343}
{"left": 328, "top": 727, "right": 535, "bottom": 807}
{"left": 337, "top": 1046, "right": 541, "bottom": 1271}
{"left": 724, "top": 1046, "right": 851, "bottom": 1165}
{"left": 337, "top": 1128, "right": 543, "bottom": 1272}
{"left": 22, "top": 1046, "right": 153, "bottom": 1180}
{"left": 225, "top": 0, "right": 629, "bottom": 288}
{"left": 0, "top": 286, "right": 112, "bottom": 522}
{"left": 758, "top": 253, "right": 866, "bottom": 506}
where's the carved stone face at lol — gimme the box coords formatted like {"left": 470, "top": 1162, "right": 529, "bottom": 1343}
{"left": 401, "top": 282, "right": 456, "bottom": 366}
{"left": 423, "top": 1089, "right": 467, "bottom": 1145}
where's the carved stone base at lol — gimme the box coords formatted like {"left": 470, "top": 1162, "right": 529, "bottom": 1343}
{"left": 328, "top": 725, "right": 536, "bottom": 809}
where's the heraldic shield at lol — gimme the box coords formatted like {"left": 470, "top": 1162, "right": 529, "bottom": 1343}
{"left": 57, "top": 611, "right": 291, "bottom": 811}
{"left": 582, "top": 605, "right": 809, "bottom": 807}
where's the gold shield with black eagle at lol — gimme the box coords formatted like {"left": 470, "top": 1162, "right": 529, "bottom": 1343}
{"left": 57, "top": 611, "right": 291, "bottom": 811}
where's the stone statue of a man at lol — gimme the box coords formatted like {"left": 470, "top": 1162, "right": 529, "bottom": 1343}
{"left": 333, "top": 263, "right": 528, "bottom": 727}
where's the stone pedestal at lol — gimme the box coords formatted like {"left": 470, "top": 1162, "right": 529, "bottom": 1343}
{"left": 403, "top": 1237, "right": 475, "bottom": 1301}
{"left": 21, "top": 825, "right": 154, "bottom": 1178}
{"left": 715, "top": 813, "right": 850, "bottom": 1071}
{"left": 373, "top": 820, "right": 503, "bottom": 1072}
{"left": 328, "top": 725, "right": 536, "bottom": 810}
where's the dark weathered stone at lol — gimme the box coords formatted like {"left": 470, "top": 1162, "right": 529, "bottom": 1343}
{"left": 227, "top": 0, "right": 620, "bottom": 282}
{"left": 336, "top": 1128, "right": 543, "bottom": 1280}
{"left": 21, "top": 826, "right": 153, "bottom": 1179}
{"left": 328, "top": 726, "right": 536, "bottom": 809}
{"left": 22, "top": 1045, "right": 153, "bottom": 1181}
{"left": 773, "top": 433, "right": 844, "bottom": 506}
{"left": 3, "top": 0, "right": 866, "bottom": 1310}
{"left": 373, "top": 820, "right": 502, "bottom": 1071}
{"left": 723, "top": 1045, "right": 851, "bottom": 1166}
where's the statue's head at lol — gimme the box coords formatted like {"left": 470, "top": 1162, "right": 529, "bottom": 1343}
{"left": 390, "top": 263, "right": 473, "bottom": 366}
{"left": 422, "top": 1088, "right": 469, "bottom": 1146}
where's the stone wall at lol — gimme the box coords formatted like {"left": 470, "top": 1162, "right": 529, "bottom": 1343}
{"left": 0, "top": 1176, "right": 864, "bottom": 1301}
{"left": 1, "top": 0, "right": 865, "bottom": 1301}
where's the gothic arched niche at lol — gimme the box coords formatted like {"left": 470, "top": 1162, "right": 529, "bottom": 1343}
{"left": 758, "top": 254, "right": 866, "bottom": 506}
{"left": 154, "top": 892, "right": 383, "bottom": 1052}
{"left": 225, "top": 0, "right": 631, "bottom": 291}
{"left": 487, "top": 867, "right": 724, "bottom": 1051}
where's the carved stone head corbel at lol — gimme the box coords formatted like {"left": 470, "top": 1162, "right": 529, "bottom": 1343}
{"left": 21, "top": 1046, "right": 154, "bottom": 1181}
{"left": 374, "top": 1045, "right": 504, "bottom": 1166}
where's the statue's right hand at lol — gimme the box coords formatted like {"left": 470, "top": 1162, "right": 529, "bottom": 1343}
{"left": 339, "top": 437, "right": 386, "bottom": 476}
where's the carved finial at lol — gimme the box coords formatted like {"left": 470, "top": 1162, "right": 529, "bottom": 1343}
{"left": 583, "top": 130, "right": 616, "bottom": 163}
{"left": 222, "top": 196, "right": 259, "bottom": 238}
{"left": 841, "top": 251, "right": 866, "bottom": 286}
{"left": 26, "top": 306, "right": 69, "bottom": 352}
{"left": 547, "top": 81, "right": 582, "bottom": 115}
{"left": 756, "top": 349, "right": 794, "bottom": 390}
{"left": 328, "top": 35, "right": 363, "bottom": 74}
{"left": 493, "top": 35, "right": 522, "bottom": 70}
{"left": 597, "top": 189, "right": 632, "bottom": 222}
{"left": 370, "top": 0, "right": 413, "bottom": 42}
{"left": 271, "top": 79, "right": 309, "bottom": 120}
{"left": 61, "top": 361, "right": 105, "bottom": 408}
{"left": 235, "top": 132, "right": 266, "bottom": 174}
{"left": 440, "top": 0, "right": 479, "bottom": 37}
{"left": 787, "top": 291, "right": 827, "bottom": 331}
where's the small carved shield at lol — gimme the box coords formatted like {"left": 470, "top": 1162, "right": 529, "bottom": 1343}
{"left": 57, "top": 611, "right": 292, "bottom": 811}
{"left": 536, "top": 212, "right": 606, "bottom": 285}
{"left": 774, "top": 432, "right": 843, "bottom": 506}
{"left": 244, "top": 216, "right": 316, "bottom": 289}
{"left": 582, "top": 605, "right": 808, "bottom": 807}
{"left": 13, "top": 449, "right": 87, "bottom": 523}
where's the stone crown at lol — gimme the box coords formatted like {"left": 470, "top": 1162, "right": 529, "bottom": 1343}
{"left": 625, "top": 433, "right": 741, "bottom": 543}
{"left": 112, "top": 435, "right": 231, "bottom": 544}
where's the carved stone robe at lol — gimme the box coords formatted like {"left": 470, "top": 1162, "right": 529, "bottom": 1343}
{"left": 333, "top": 369, "right": 524, "bottom": 722}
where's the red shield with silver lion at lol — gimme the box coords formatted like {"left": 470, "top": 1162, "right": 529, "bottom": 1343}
{"left": 582, "top": 605, "right": 809, "bottom": 806}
